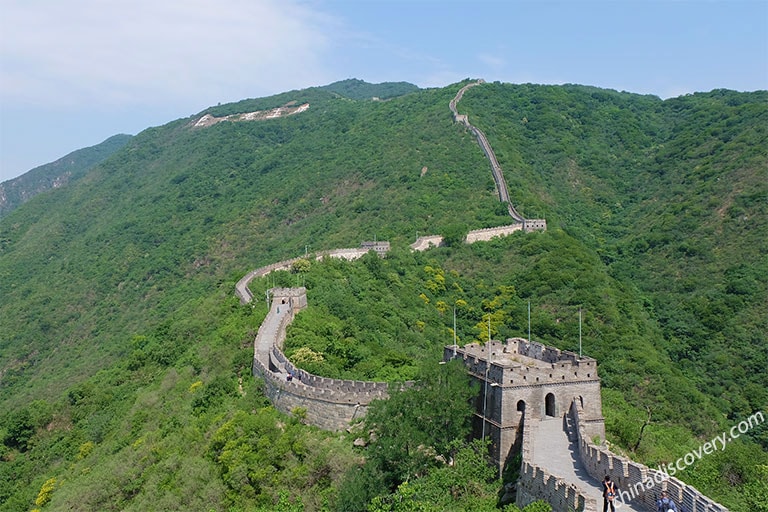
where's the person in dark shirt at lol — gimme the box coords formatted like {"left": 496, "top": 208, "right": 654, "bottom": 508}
{"left": 602, "top": 475, "right": 617, "bottom": 512}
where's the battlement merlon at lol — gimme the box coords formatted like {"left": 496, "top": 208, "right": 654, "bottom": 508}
{"left": 359, "top": 241, "right": 391, "bottom": 254}
{"left": 447, "top": 336, "right": 605, "bottom": 469}
{"left": 444, "top": 338, "right": 600, "bottom": 385}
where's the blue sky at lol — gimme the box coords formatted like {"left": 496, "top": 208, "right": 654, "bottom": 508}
{"left": 1, "top": 0, "right": 766, "bottom": 182}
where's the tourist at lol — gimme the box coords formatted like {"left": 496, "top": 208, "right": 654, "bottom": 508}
{"left": 602, "top": 475, "right": 617, "bottom": 512}
{"left": 657, "top": 490, "right": 678, "bottom": 511}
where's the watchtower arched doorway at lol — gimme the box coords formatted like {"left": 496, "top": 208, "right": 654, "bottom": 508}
{"left": 517, "top": 400, "right": 526, "bottom": 413}
{"left": 545, "top": 393, "right": 556, "bottom": 417}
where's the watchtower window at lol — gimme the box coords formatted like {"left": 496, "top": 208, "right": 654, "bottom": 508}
{"left": 517, "top": 400, "right": 526, "bottom": 412}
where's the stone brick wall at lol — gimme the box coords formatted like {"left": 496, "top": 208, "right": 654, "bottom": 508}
{"left": 249, "top": 285, "right": 395, "bottom": 431}
{"left": 410, "top": 235, "right": 444, "bottom": 251}
{"left": 236, "top": 245, "right": 389, "bottom": 304}
{"left": 465, "top": 224, "right": 524, "bottom": 242}
{"left": 253, "top": 355, "right": 381, "bottom": 431}
{"left": 523, "top": 219, "right": 548, "bottom": 232}
{"left": 570, "top": 400, "right": 729, "bottom": 512}
{"left": 516, "top": 461, "right": 593, "bottom": 512}
{"left": 516, "top": 412, "right": 596, "bottom": 510}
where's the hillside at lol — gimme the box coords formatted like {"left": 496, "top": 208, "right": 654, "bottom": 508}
{"left": 321, "top": 78, "right": 420, "bottom": 100}
{"left": 0, "top": 134, "right": 132, "bottom": 217}
{"left": 0, "top": 80, "right": 765, "bottom": 511}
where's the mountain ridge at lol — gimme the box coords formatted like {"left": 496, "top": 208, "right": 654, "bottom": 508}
{"left": 0, "top": 134, "right": 132, "bottom": 217}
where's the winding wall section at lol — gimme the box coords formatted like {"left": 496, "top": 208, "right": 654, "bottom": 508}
{"left": 252, "top": 286, "right": 392, "bottom": 431}
{"left": 235, "top": 82, "right": 726, "bottom": 511}
{"left": 451, "top": 80, "right": 546, "bottom": 231}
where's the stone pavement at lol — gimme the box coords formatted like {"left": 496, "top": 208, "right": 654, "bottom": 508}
{"left": 532, "top": 417, "right": 647, "bottom": 512}
{"left": 254, "top": 302, "right": 284, "bottom": 369}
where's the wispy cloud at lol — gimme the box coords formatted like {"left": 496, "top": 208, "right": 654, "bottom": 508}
{"left": 477, "top": 53, "right": 506, "bottom": 72}
{"left": 1, "top": 0, "right": 336, "bottom": 107}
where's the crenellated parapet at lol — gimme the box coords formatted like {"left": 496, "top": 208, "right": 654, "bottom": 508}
{"left": 465, "top": 224, "right": 525, "bottom": 242}
{"left": 570, "top": 400, "right": 729, "bottom": 512}
{"left": 250, "top": 285, "right": 397, "bottom": 431}
{"left": 236, "top": 243, "right": 391, "bottom": 304}
{"left": 449, "top": 338, "right": 605, "bottom": 472}
{"left": 516, "top": 461, "right": 594, "bottom": 512}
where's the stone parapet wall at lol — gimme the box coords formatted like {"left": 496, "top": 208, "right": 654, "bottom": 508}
{"left": 253, "top": 356, "right": 372, "bottom": 431}
{"left": 570, "top": 400, "right": 729, "bottom": 512}
{"left": 236, "top": 246, "right": 389, "bottom": 304}
{"left": 517, "top": 416, "right": 594, "bottom": 512}
{"left": 272, "top": 348, "right": 389, "bottom": 396}
{"left": 236, "top": 259, "right": 301, "bottom": 303}
{"left": 318, "top": 247, "right": 371, "bottom": 261}
{"left": 250, "top": 284, "right": 393, "bottom": 431}
{"left": 516, "top": 461, "right": 594, "bottom": 512}
{"left": 513, "top": 338, "right": 583, "bottom": 365}
{"left": 461, "top": 339, "right": 599, "bottom": 386}
{"left": 465, "top": 224, "right": 524, "bottom": 242}
{"left": 410, "top": 235, "right": 444, "bottom": 251}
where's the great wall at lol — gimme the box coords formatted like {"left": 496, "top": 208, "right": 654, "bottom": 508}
{"left": 234, "top": 82, "right": 728, "bottom": 511}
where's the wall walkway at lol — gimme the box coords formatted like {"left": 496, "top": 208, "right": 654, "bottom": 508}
{"left": 517, "top": 401, "right": 729, "bottom": 512}
{"left": 571, "top": 401, "right": 729, "bottom": 512}
{"left": 233, "top": 82, "right": 728, "bottom": 510}
{"left": 236, "top": 245, "right": 389, "bottom": 304}
{"left": 451, "top": 80, "right": 547, "bottom": 230}
{"left": 251, "top": 286, "right": 391, "bottom": 431}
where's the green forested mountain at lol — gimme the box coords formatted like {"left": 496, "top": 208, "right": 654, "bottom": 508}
{"left": 0, "top": 80, "right": 765, "bottom": 511}
{"left": 0, "top": 134, "right": 132, "bottom": 218}
{"left": 321, "top": 78, "right": 420, "bottom": 100}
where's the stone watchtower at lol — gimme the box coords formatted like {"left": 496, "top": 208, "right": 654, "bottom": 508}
{"left": 445, "top": 338, "right": 605, "bottom": 470}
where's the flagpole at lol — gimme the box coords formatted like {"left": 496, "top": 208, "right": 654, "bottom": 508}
{"left": 482, "top": 315, "right": 492, "bottom": 442}
{"left": 579, "top": 308, "right": 582, "bottom": 359}
{"left": 453, "top": 307, "right": 457, "bottom": 358}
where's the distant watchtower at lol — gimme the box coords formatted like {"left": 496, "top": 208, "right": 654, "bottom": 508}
{"left": 445, "top": 338, "right": 605, "bottom": 470}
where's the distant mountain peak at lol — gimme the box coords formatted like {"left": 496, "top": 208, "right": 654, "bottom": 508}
{"left": 320, "top": 78, "right": 419, "bottom": 100}
{"left": 0, "top": 134, "right": 132, "bottom": 217}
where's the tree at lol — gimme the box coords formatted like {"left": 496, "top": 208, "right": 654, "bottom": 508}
{"left": 3, "top": 409, "right": 35, "bottom": 451}
{"left": 363, "top": 360, "right": 478, "bottom": 488}
{"left": 441, "top": 223, "right": 468, "bottom": 247}
{"left": 291, "top": 258, "right": 311, "bottom": 274}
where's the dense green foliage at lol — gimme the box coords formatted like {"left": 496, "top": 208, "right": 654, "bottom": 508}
{"left": 320, "top": 78, "right": 420, "bottom": 100}
{"left": 0, "top": 80, "right": 765, "bottom": 510}
{"left": 0, "top": 134, "right": 132, "bottom": 217}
